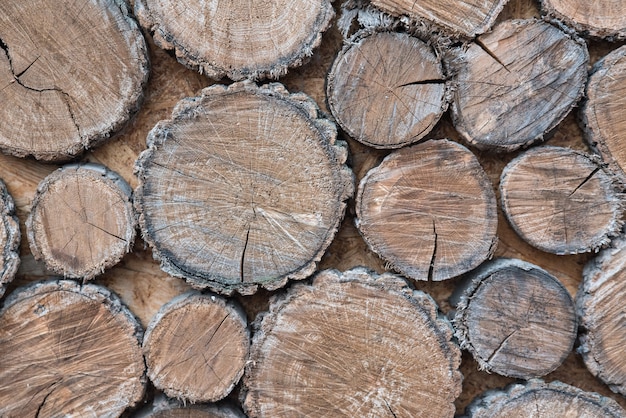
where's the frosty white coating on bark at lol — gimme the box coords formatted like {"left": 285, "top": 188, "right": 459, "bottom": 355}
{"left": 0, "top": 280, "right": 146, "bottom": 416}
{"left": 134, "top": 81, "right": 354, "bottom": 295}
{"left": 27, "top": 163, "right": 136, "bottom": 280}
{"left": 0, "top": 0, "right": 149, "bottom": 161}
{"left": 243, "top": 267, "right": 462, "bottom": 417}
{"left": 0, "top": 178, "right": 19, "bottom": 298}
{"left": 134, "top": 0, "right": 334, "bottom": 80}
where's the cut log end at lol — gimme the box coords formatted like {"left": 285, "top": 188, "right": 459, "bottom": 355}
{"left": 135, "top": 80, "right": 353, "bottom": 295}
{"left": 463, "top": 379, "right": 626, "bottom": 417}
{"left": 451, "top": 18, "right": 588, "bottom": 152}
{"left": 578, "top": 232, "right": 626, "bottom": 396}
{"left": 582, "top": 45, "right": 626, "bottom": 183}
{"left": 454, "top": 258, "right": 577, "bottom": 379}
{"left": 0, "top": 178, "right": 19, "bottom": 297}
{"left": 134, "top": 0, "right": 334, "bottom": 80}
{"left": 26, "top": 163, "right": 136, "bottom": 280}
{"left": 541, "top": 0, "right": 626, "bottom": 40}
{"left": 143, "top": 292, "right": 249, "bottom": 403}
{"left": 327, "top": 30, "right": 448, "bottom": 149}
{"left": 356, "top": 138, "right": 498, "bottom": 282}
{"left": 0, "top": 0, "right": 149, "bottom": 161}
{"left": 242, "top": 267, "right": 462, "bottom": 417}
{"left": 0, "top": 280, "right": 146, "bottom": 416}
{"left": 500, "top": 146, "right": 624, "bottom": 255}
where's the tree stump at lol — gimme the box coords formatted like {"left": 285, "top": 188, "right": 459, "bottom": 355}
{"left": 463, "top": 379, "right": 626, "bottom": 417}
{"left": 453, "top": 258, "right": 577, "bottom": 379}
{"left": 0, "top": 280, "right": 145, "bottom": 416}
{"left": 353, "top": 0, "right": 509, "bottom": 37}
{"left": 134, "top": 81, "right": 353, "bottom": 295}
{"left": 26, "top": 163, "right": 136, "bottom": 280}
{"left": 134, "top": 0, "right": 334, "bottom": 80}
{"left": 242, "top": 267, "right": 462, "bottom": 417}
{"left": 143, "top": 292, "right": 249, "bottom": 403}
{"left": 0, "top": 179, "right": 19, "bottom": 298}
{"left": 0, "top": 0, "right": 149, "bottom": 161}
{"left": 326, "top": 30, "right": 448, "bottom": 149}
{"left": 500, "top": 146, "right": 623, "bottom": 255}
{"left": 135, "top": 395, "right": 246, "bottom": 418}
{"left": 578, "top": 232, "right": 626, "bottom": 396}
{"left": 450, "top": 19, "right": 588, "bottom": 152}
{"left": 581, "top": 45, "right": 626, "bottom": 183}
{"left": 355, "top": 138, "right": 498, "bottom": 282}
{"left": 540, "top": 0, "right": 626, "bottom": 40}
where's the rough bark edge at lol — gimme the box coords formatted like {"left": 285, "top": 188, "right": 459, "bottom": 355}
{"left": 540, "top": 1, "right": 626, "bottom": 41}
{"left": 26, "top": 163, "right": 136, "bottom": 281}
{"left": 143, "top": 291, "right": 249, "bottom": 403}
{"left": 354, "top": 138, "right": 498, "bottom": 282}
{"left": 580, "top": 45, "right": 626, "bottom": 185}
{"left": 134, "top": 394, "right": 247, "bottom": 418}
{"left": 240, "top": 266, "right": 463, "bottom": 416}
{"left": 452, "top": 257, "right": 576, "bottom": 378}
{"left": 448, "top": 18, "right": 589, "bottom": 153}
{"left": 0, "top": 278, "right": 147, "bottom": 413}
{"left": 326, "top": 28, "right": 453, "bottom": 149}
{"left": 463, "top": 379, "right": 626, "bottom": 417}
{"left": 0, "top": 0, "right": 150, "bottom": 161}
{"left": 500, "top": 145, "right": 625, "bottom": 254}
{"left": 134, "top": 0, "right": 334, "bottom": 81}
{"left": 339, "top": 0, "right": 509, "bottom": 39}
{"left": 134, "top": 80, "right": 354, "bottom": 296}
{"left": 0, "top": 179, "right": 19, "bottom": 299}
{"left": 577, "top": 231, "right": 626, "bottom": 396}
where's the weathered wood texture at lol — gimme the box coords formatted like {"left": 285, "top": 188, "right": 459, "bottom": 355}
{"left": 578, "top": 232, "right": 626, "bottom": 396}
{"left": 500, "top": 146, "right": 623, "bottom": 254}
{"left": 134, "top": 81, "right": 353, "bottom": 295}
{"left": 326, "top": 30, "right": 448, "bottom": 148}
{"left": 143, "top": 292, "right": 249, "bottom": 403}
{"left": 582, "top": 45, "right": 626, "bottom": 183}
{"left": 345, "top": 0, "right": 508, "bottom": 37}
{"left": 26, "top": 163, "right": 135, "bottom": 280}
{"left": 453, "top": 258, "right": 577, "bottom": 379}
{"left": 242, "top": 268, "right": 462, "bottom": 417}
{"left": 356, "top": 139, "right": 497, "bottom": 281}
{"left": 0, "top": 0, "right": 149, "bottom": 161}
{"left": 0, "top": 280, "right": 145, "bottom": 416}
{"left": 0, "top": 179, "right": 19, "bottom": 298}
{"left": 463, "top": 379, "right": 626, "bottom": 417}
{"left": 541, "top": 0, "right": 626, "bottom": 40}
{"left": 134, "top": 0, "right": 334, "bottom": 80}
{"left": 450, "top": 19, "right": 588, "bottom": 152}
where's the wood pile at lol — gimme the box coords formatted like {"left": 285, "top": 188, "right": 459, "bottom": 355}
{"left": 1, "top": 0, "right": 626, "bottom": 416}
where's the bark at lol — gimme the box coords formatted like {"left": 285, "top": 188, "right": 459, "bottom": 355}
{"left": 0, "top": 178, "right": 19, "bottom": 298}
{"left": 0, "top": 0, "right": 149, "bottom": 161}
{"left": 541, "top": 0, "right": 626, "bottom": 40}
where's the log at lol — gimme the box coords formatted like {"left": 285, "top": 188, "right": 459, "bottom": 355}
{"left": 143, "top": 292, "right": 249, "bottom": 403}
{"left": 500, "top": 146, "right": 623, "bottom": 255}
{"left": 26, "top": 163, "right": 136, "bottom": 280}
{"left": 135, "top": 395, "right": 246, "bottom": 418}
{"left": 134, "top": 0, "right": 334, "bottom": 80}
{"left": 0, "top": 0, "right": 149, "bottom": 161}
{"left": 0, "top": 178, "right": 19, "bottom": 298}
{"left": 581, "top": 45, "right": 626, "bottom": 183}
{"left": 0, "top": 279, "right": 145, "bottom": 416}
{"left": 463, "top": 379, "right": 626, "bottom": 417}
{"left": 346, "top": 0, "right": 509, "bottom": 37}
{"left": 578, "top": 231, "right": 626, "bottom": 396}
{"left": 540, "top": 0, "right": 626, "bottom": 40}
{"left": 326, "top": 30, "right": 448, "bottom": 149}
{"left": 134, "top": 81, "right": 353, "bottom": 295}
{"left": 355, "top": 138, "right": 498, "bottom": 282}
{"left": 242, "top": 267, "right": 462, "bottom": 417}
{"left": 453, "top": 258, "right": 577, "bottom": 379}
{"left": 450, "top": 19, "right": 588, "bottom": 152}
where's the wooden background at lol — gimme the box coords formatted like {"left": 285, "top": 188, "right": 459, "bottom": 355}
{"left": 2, "top": 0, "right": 626, "bottom": 414}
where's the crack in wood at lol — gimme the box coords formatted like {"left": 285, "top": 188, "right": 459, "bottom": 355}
{"left": 397, "top": 79, "right": 445, "bottom": 88}
{"left": 384, "top": 399, "right": 398, "bottom": 418}
{"left": 569, "top": 166, "right": 602, "bottom": 197}
{"left": 428, "top": 220, "right": 438, "bottom": 281}
{"left": 475, "top": 38, "right": 511, "bottom": 73}
{"left": 241, "top": 225, "right": 251, "bottom": 283}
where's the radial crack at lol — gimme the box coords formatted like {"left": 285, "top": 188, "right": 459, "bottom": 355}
{"left": 428, "top": 220, "right": 438, "bottom": 281}
{"left": 240, "top": 225, "right": 251, "bottom": 282}
{"left": 475, "top": 38, "right": 510, "bottom": 73}
{"left": 397, "top": 79, "right": 445, "bottom": 88}
{"left": 569, "top": 167, "right": 601, "bottom": 197}
{"left": 384, "top": 400, "right": 398, "bottom": 418}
